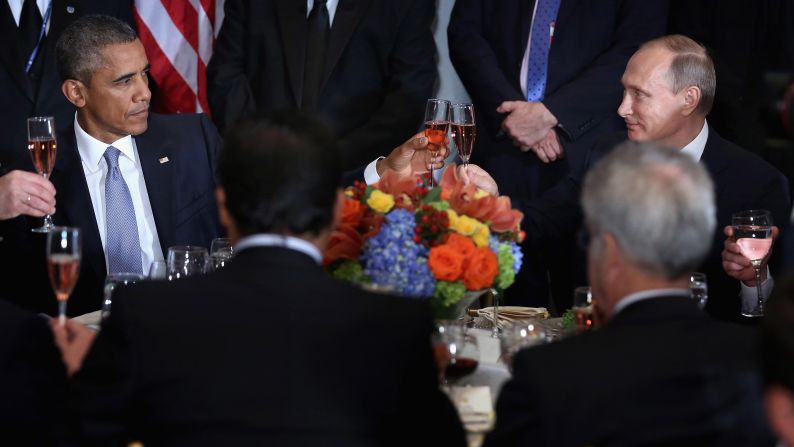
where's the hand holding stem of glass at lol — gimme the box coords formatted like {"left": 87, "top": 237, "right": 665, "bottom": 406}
{"left": 46, "top": 227, "right": 81, "bottom": 326}
{"left": 732, "top": 210, "right": 773, "bottom": 317}
{"left": 450, "top": 103, "right": 476, "bottom": 170}
{"left": 27, "top": 116, "right": 57, "bottom": 233}
{"left": 424, "top": 99, "right": 450, "bottom": 187}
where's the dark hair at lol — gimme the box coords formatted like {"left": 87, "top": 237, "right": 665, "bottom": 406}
{"left": 218, "top": 111, "right": 341, "bottom": 237}
{"left": 760, "top": 276, "right": 794, "bottom": 391}
{"left": 56, "top": 14, "right": 137, "bottom": 83}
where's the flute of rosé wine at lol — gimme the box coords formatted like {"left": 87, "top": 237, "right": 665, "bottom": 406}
{"left": 423, "top": 99, "right": 450, "bottom": 187}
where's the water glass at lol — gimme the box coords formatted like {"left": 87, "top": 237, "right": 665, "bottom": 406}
{"left": 690, "top": 272, "right": 708, "bottom": 310}
{"left": 102, "top": 273, "right": 145, "bottom": 320}
{"left": 209, "top": 237, "right": 234, "bottom": 271}
{"left": 148, "top": 260, "right": 167, "bottom": 279}
{"left": 500, "top": 319, "right": 546, "bottom": 372}
{"left": 167, "top": 246, "right": 209, "bottom": 279}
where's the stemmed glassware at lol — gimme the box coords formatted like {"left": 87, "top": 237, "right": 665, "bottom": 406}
{"left": 689, "top": 272, "right": 708, "bottom": 310}
{"left": 732, "top": 210, "right": 773, "bottom": 317}
{"left": 209, "top": 237, "right": 234, "bottom": 271}
{"left": 28, "top": 116, "right": 57, "bottom": 232}
{"left": 424, "top": 99, "right": 450, "bottom": 187}
{"left": 572, "top": 286, "right": 594, "bottom": 332}
{"left": 167, "top": 246, "right": 209, "bottom": 280}
{"left": 102, "top": 273, "right": 145, "bottom": 320}
{"left": 450, "top": 103, "right": 476, "bottom": 170}
{"left": 432, "top": 321, "right": 480, "bottom": 385}
{"left": 46, "top": 227, "right": 80, "bottom": 325}
{"left": 500, "top": 319, "right": 546, "bottom": 372}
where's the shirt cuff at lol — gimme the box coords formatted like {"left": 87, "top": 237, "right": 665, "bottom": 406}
{"left": 363, "top": 157, "right": 385, "bottom": 185}
{"left": 740, "top": 266, "right": 774, "bottom": 309}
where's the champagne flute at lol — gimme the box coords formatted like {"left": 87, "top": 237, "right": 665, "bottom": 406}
{"left": 572, "top": 286, "right": 594, "bottom": 332}
{"left": 28, "top": 116, "right": 57, "bottom": 232}
{"left": 732, "top": 210, "right": 773, "bottom": 317}
{"left": 450, "top": 103, "right": 476, "bottom": 170}
{"left": 46, "top": 227, "right": 81, "bottom": 325}
{"left": 424, "top": 99, "right": 450, "bottom": 187}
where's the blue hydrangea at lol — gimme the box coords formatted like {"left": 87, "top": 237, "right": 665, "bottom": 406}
{"left": 490, "top": 235, "right": 523, "bottom": 274}
{"left": 361, "top": 209, "right": 435, "bottom": 298}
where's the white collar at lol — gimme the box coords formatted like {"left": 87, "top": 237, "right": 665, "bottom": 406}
{"left": 234, "top": 234, "right": 322, "bottom": 264}
{"left": 679, "top": 120, "right": 709, "bottom": 161}
{"left": 612, "top": 288, "right": 691, "bottom": 316}
{"left": 74, "top": 114, "right": 136, "bottom": 173}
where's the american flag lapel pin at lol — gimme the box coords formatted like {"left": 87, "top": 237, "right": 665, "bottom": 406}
{"left": 159, "top": 157, "right": 170, "bottom": 164}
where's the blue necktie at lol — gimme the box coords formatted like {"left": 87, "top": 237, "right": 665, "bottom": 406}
{"left": 104, "top": 146, "right": 142, "bottom": 274}
{"left": 526, "top": 0, "right": 561, "bottom": 101}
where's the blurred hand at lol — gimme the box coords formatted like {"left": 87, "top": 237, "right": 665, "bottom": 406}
{"left": 377, "top": 131, "right": 449, "bottom": 179}
{"left": 497, "top": 101, "right": 557, "bottom": 149}
{"left": 0, "top": 170, "right": 56, "bottom": 220}
{"left": 456, "top": 164, "right": 499, "bottom": 196}
{"left": 525, "top": 128, "right": 564, "bottom": 163}
{"left": 721, "top": 225, "right": 779, "bottom": 285}
{"left": 50, "top": 319, "right": 97, "bottom": 376}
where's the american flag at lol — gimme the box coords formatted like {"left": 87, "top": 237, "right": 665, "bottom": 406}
{"left": 133, "top": 0, "right": 225, "bottom": 115}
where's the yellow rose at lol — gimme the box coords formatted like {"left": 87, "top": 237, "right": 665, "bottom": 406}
{"left": 454, "top": 215, "right": 479, "bottom": 236}
{"left": 366, "top": 190, "right": 395, "bottom": 213}
{"left": 446, "top": 209, "right": 459, "bottom": 229}
{"left": 472, "top": 224, "right": 490, "bottom": 248}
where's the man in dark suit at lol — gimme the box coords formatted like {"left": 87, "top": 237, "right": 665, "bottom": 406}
{"left": 447, "top": 0, "right": 668, "bottom": 307}
{"left": 485, "top": 141, "right": 775, "bottom": 447}
{"left": 73, "top": 111, "right": 465, "bottom": 446}
{"left": 206, "top": 0, "right": 437, "bottom": 171}
{"left": 0, "top": 15, "right": 220, "bottom": 317}
{"left": 761, "top": 278, "right": 794, "bottom": 446}
{"left": 0, "top": 0, "right": 134, "bottom": 171}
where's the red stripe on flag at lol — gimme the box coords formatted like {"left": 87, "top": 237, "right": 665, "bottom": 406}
{"left": 134, "top": 9, "right": 197, "bottom": 114}
{"left": 160, "top": 0, "right": 199, "bottom": 53}
{"left": 201, "top": 0, "right": 215, "bottom": 26}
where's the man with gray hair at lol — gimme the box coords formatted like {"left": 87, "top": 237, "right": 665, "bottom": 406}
{"left": 484, "top": 142, "right": 775, "bottom": 446}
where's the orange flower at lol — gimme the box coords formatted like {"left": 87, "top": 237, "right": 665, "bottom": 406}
{"left": 341, "top": 198, "right": 365, "bottom": 226}
{"left": 462, "top": 247, "right": 498, "bottom": 290}
{"left": 323, "top": 224, "right": 363, "bottom": 265}
{"left": 360, "top": 211, "right": 385, "bottom": 240}
{"left": 487, "top": 196, "right": 524, "bottom": 233}
{"left": 428, "top": 245, "right": 465, "bottom": 281}
{"left": 445, "top": 233, "right": 477, "bottom": 260}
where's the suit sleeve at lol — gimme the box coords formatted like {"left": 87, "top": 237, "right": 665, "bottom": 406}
{"left": 334, "top": 0, "right": 436, "bottom": 170}
{"left": 543, "top": 0, "right": 668, "bottom": 142}
{"left": 447, "top": 0, "right": 526, "bottom": 138}
{"left": 206, "top": 0, "right": 257, "bottom": 131}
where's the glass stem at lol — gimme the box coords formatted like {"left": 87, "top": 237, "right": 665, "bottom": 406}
{"left": 58, "top": 300, "right": 67, "bottom": 326}
{"left": 491, "top": 288, "right": 500, "bottom": 338}
{"left": 754, "top": 266, "right": 764, "bottom": 313}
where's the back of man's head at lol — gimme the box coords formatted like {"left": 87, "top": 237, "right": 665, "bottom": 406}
{"left": 218, "top": 111, "right": 341, "bottom": 237}
{"left": 582, "top": 141, "right": 716, "bottom": 280}
{"left": 56, "top": 15, "right": 137, "bottom": 83}
{"left": 640, "top": 34, "right": 716, "bottom": 116}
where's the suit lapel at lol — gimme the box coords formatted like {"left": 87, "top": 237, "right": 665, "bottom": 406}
{"left": 320, "top": 0, "right": 371, "bottom": 90}
{"left": 134, "top": 119, "right": 174, "bottom": 255}
{"left": 518, "top": 0, "right": 535, "bottom": 59}
{"left": 699, "top": 131, "right": 730, "bottom": 179}
{"left": 37, "top": 0, "right": 72, "bottom": 107}
{"left": 275, "top": 0, "right": 307, "bottom": 106}
{"left": 51, "top": 126, "right": 106, "bottom": 281}
{"left": 0, "top": 1, "right": 33, "bottom": 102}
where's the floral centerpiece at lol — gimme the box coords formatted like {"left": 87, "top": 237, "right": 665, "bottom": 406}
{"left": 324, "top": 167, "right": 524, "bottom": 318}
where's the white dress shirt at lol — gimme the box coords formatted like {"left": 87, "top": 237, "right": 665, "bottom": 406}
{"left": 306, "top": 0, "right": 339, "bottom": 25}
{"left": 235, "top": 234, "right": 322, "bottom": 264}
{"left": 7, "top": 0, "right": 50, "bottom": 32}
{"left": 679, "top": 120, "right": 774, "bottom": 307}
{"left": 74, "top": 116, "right": 164, "bottom": 274}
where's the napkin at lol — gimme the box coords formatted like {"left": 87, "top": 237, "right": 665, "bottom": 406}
{"left": 443, "top": 385, "right": 494, "bottom": 433}
{"left": 472, "top": 306, "right": 549, "bottom": 329}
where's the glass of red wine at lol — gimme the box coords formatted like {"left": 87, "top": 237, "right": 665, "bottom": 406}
{"left": 46, "top": 227, "right": 81, "bottom": 326}
{"left": 732, "top": 209, "right": 773, "bottom": 317}
{"left": 424, "top": 99, "right": 450, "bottom": 187}
{"left": 27, "top": 116, "right": 57, "bottom": 232}
{"left": 450, "top": 103, "right": 476, "bottom": 170}
{"left": 433, "top": 321, "right": 479, "bottom": 385}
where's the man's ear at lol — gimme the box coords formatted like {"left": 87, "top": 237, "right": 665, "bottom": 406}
{"left": 61, "top": 80, "right": 87, "bottom": 108}
{"left": 681, "top": 85, "right": 702, "bottom": 116}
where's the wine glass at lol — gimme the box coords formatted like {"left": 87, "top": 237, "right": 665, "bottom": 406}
{"left": 209, "top": 237, "right": 234, "bottom": 271}
{"left": 102, "top": 273, "right": 145, "bottom": 320}
{"left": 433, "top": 321, "right": 479, "bottom": 385}
{"left": 167, "top": 246, "right": 209, "bottom": 280}
{"left": 46, "top": 227, "right": 81, "bottom": 325}
{"left": 28, "top": 116, "right": 57, "bottom": 232}
{"left": 500, "top": 319, "right": 546, "bottom": 372}
{"left": 450, "top": 103, "right": 476, "bottom": 170}
{"left": 689, "top": 272, "right": 708, "bottom": 310}
{"left": 424, "top": 99, "right": 450, "bottom": 187}
{"left": 572, "top": 286, "right": 594, "bottom": 333}
{"left": 732, "top": 210, "right": 773, "bottom": 317}
{"left": 148, "top": 260, "right": 167, "bottom": 279}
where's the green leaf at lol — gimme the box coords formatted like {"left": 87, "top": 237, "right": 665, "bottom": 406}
{"left": 422, "top": 186, "right": 441, "bottom": 204}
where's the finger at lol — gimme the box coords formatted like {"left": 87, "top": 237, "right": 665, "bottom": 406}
{"left": 532, "top": 146, "right": 550, "bottom": 163}
{"left": 541, "top": 144, "right": 557, "bottom": 162}
{"left": 723, "top": 225, "right": 734, "bottom": 238}
{"left": 772, "top": 226, "right": 780, "bottom": 239}
{"left": 497, "top": 101, "right": 518, "bottom": 114}
{"left": 457, "top": 165, "right": 471, "bottom": 184}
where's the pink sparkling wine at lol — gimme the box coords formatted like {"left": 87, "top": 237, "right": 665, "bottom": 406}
{"left": 736, "top": 237, "right": 773, "bottom": 261}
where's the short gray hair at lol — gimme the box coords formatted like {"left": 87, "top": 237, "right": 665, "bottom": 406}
{"left": 582, "top": 141, "right": 716, "bottom": 279}
{"left": 641, "top": 34, "right": 716, "bottom": 116}
{"left": 56, "top": 15, "right": 138, "bottom": 83}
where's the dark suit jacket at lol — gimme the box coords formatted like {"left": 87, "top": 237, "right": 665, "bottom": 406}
{"left": 447, "top": 0, "right": 667, "bottom": 307}
{"left": 592, "top": 130, "right": 792, "bottom": 322}
{"left": 485, "top": 295, "right": 775, "bottom": 447}
{"left": 0, "top": 113, "right": 221, "bottom": 317}
{"left": 0, "top": 0, "right": 134, "bottom": 171}
{"left": 0, "top": 300, "right": 68, "bottom": 446}
{"left": 206, "top": 0, "right": 437, "bottom": 171}
{"left": 73, "top": 246, "right": 465, "bottom": 447}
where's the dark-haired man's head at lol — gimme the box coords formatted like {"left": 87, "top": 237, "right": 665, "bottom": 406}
{"left": 216, "top": 111, "right": 343, "bottom": 249}
{"left": 56, "top": 15, "right": 151, "bottom": 144}
{"left": 761, "top": 279, "right": 794, "bottom": 445}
